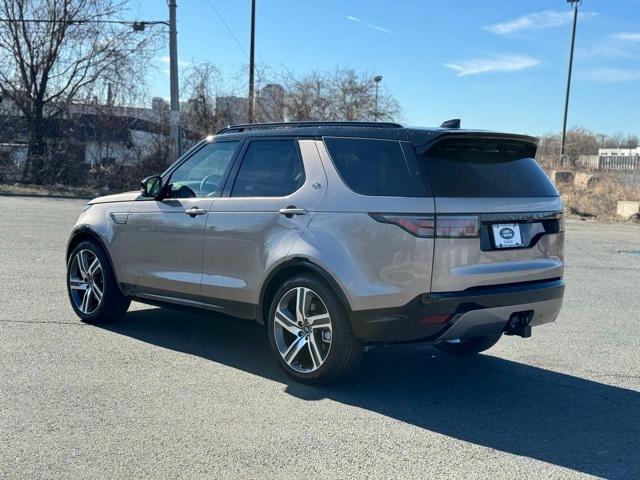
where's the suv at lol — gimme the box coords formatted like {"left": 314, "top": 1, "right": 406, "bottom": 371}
{"left": 66, "top": 121, "right": 565, "bottom": 384}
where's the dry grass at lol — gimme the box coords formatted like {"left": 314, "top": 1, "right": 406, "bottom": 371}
{"left": 554, "top": 173, "right": 640, "bottom": 221}
{"left": 0, "top": 182, "right": 102, "bottom": 198}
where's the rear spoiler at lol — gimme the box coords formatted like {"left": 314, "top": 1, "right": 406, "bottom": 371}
{"left": 408, "top": 130, "right": 539, "bottom": 157}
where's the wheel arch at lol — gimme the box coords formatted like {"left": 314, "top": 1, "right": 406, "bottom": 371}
{"left": 66, "top": 226, "right": 125, "bottom": 295}
{"left": 258, "top": 257, "right": 351, "bottom": 325}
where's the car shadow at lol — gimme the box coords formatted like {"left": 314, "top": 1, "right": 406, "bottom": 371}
{"left": 98, "top": 307, "right": 640, "bottom": 479}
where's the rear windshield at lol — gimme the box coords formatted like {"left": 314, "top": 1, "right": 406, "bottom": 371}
{"left": 324, "top": 137, "right": 428, "bottom": 197}
{"left": 422, "top": 138, "right": 558, "bottom": 197}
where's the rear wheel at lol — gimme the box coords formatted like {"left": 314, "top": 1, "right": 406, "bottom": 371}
{"left": 67, "top": 240, "right": 130, "bottom": 323}
{"left": 435, "top": 334, "right": 502, "bottom": 356}
{"left": 267, "top": 275, "right": 363, "bottom": 384}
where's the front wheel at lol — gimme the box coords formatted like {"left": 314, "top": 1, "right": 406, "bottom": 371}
{"left": 267, "top": 275, "right": 363, "bottom": 385}
{"left": 435, "top": 334, "right": 502, "bottom": 356}
{"left": 67, "top": 240, "right": 130, "bottom": 323}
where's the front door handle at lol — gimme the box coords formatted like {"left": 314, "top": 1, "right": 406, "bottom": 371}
{"left": 278, "top": 206, "right": 307, "bottom": 218}
{"left": 185, "top": 206, "right": 207, "bottom": 217}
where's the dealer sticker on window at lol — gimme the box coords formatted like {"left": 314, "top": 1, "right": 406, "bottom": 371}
{"left": 492, "top": 223, "right": 524, "bottom": 248}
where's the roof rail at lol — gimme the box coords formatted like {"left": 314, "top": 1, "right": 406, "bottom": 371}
{"left": 217, "top": 121, "right": 404, "bottom": 134}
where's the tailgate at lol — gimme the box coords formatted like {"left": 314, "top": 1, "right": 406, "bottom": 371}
{"left": 431, "top": 197, "right": 564, "bottom": 292}
{"left": 420, "top": 135, "right": 565, "bottom": 293}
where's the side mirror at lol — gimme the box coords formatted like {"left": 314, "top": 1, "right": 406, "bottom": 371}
{"left": 141, "top": 175, "right": 163, "bottom": 198}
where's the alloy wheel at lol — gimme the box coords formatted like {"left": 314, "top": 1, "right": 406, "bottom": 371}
{"left": 68, "top": 249, "right": 104, "bottom": 315}
{"left": 273, "top": 287, "right": 333, "bottom": 373}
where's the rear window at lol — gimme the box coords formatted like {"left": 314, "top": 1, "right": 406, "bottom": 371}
{"left": 324, "top": 137, "right": 428, "bottom": 197}
{"left": 422, "top": 138, "right": 558, "bottom": 197}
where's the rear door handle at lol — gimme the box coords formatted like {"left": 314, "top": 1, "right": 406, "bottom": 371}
{"left": 185, "top": 206, "right": 207, "bottom": 217}
{"left": 278, "top": 206, "right": 307, "bottom": 218}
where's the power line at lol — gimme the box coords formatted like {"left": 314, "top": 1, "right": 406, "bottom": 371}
{"left": 204, "top": 0, "right": 272, "bottom": 123}
{"left": 205, "top": 0, "right": 248, "bottom": 57}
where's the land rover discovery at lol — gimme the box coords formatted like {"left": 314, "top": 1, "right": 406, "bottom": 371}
{"left": 66, "top": 121, "right": 565, "bottom": 384}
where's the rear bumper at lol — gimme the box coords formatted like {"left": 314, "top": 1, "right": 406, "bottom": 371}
{"left": 349, "top": 278, "right": 564, "bottom": 343}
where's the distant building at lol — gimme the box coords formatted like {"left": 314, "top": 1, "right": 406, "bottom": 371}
{"left": 215, "top": 84, "right": 286, "bottom": 125}
{"left": 215, "top": 96, "right": 249, "bottom": 125}
{"left": 598, "top": 147, "right": 640, "bottom": 157}
{"left": 257, "top": 84, "right": 285, "bottom": 122}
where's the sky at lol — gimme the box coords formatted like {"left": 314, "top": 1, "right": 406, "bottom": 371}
{"left": 129, "top": 0, "right": 640, "bottom": 136}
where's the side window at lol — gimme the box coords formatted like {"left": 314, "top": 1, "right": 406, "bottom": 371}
{"left": 323, "top": 137, "right": 428, "bottom": 197}
{"left": 169, "top": 141, "right": 239, "bottom": 198}
{"left": 231, "top": 140, "right": 305, "bottom": 197}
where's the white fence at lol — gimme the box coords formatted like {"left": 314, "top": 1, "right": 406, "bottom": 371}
{"left": 574, "top": 155, "right": 640, "bottom": 171}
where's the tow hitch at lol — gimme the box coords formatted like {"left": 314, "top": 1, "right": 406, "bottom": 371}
{"left": 504, "top": 310, "right": 534, "bottom": 338}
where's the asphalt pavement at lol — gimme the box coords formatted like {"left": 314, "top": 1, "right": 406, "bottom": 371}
{"left": 1, "top": 195, "right": 639, "bottom": 479}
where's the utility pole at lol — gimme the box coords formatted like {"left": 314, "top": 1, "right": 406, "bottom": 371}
{"left": 168, "top": 0, "right": 181, "bottom": 160}
{"left": 248, "top": 0, "right": 256, "bottom": 123}
{"left": 560, "top": 0, "right": 580, "bottom": 166}
{"left": 373, "top": 75, "right": 383, "bottom": 121}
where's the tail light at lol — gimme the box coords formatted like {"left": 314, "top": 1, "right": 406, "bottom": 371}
{"left": 369, "top": 214, "right": 435, "bottom": 238}
{"left": 370, "top": 213, "right": 479, "bottom": 238}
{"left": 435, "top": 215, "right": 479, "bottom": 238}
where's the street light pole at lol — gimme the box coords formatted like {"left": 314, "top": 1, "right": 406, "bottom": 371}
{"left": 560, "top": 0, "right": 580, "bottom": 166}
{"left": 374, "top": 75, "right": 383, "bottom": 121}
{"left": 168, "top": 0, "right": 181, "bottom": 161}
{"left": 248, "top": 0, "right": 256, "bottom": 123}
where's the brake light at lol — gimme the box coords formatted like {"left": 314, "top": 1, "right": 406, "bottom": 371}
{"left": 370, "top": 213, "right": 479, "bottom": 238}
{"left": 435, "top": 215, "right": 480, "bottom": 238}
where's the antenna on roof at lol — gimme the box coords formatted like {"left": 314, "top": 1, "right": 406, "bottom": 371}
{"left": 440, "top": 119, "right": 461, "bottom": 129}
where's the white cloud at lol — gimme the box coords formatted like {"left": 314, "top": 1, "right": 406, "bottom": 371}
{"left": 579, "top": 32, "right": 640, "bottom": 59}
{"left": 346, "top": 15, "right": 399, "bottom": 36}
{"left": 158, "top": 55, "right": 190, "bottom": 67}
{"left": 484, "top": 10, "right": 596, "bottom": 35}
{"left": 613, "top": 32, "right": 640, "bottom": 42}
{"left": 583, "top": 68, "right": 640, "bottom": 82}
{"left": 444, "top": 54, "right": 540, "bottom": 77}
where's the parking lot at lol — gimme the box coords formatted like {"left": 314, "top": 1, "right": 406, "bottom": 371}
{"left": 1, "top": 195, "right": 639, "bottom": 479}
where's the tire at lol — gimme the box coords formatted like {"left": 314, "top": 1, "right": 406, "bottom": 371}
{"left": 67, "top": 240, "right": 130, "bottom": 324}
{"left": 267, "top": 274, "right": 363, "bottom": 385}
{"left": 435, "top": 334, "right": 502, "bottom": 356}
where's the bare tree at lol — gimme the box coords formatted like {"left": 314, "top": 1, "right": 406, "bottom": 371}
{"left": 603, "top": 132, "right": 625, "bottom": 149}
{"left": 624, "top": 134, "right": 639, "bottom": 149}
{"left": 328, "top": 68, "right": 399, "bottom": 121}
{"left": 181, "top": 61, "right": 225, "bottom": 135}
{"left": 0, "top": 0, "right": 157, "bottom": 183}
{"left": 538, "top": 127, "right": 599, "bottom": 160}
{"left": 281, "top": 70, "right": 332, "bottom": 121}
{"left": 281, "top": 68, "right": 400, "bottom": 122}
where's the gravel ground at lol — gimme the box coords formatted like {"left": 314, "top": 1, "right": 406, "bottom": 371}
{"left": 1, "top": 195, "right": 639, "bottom": 479}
